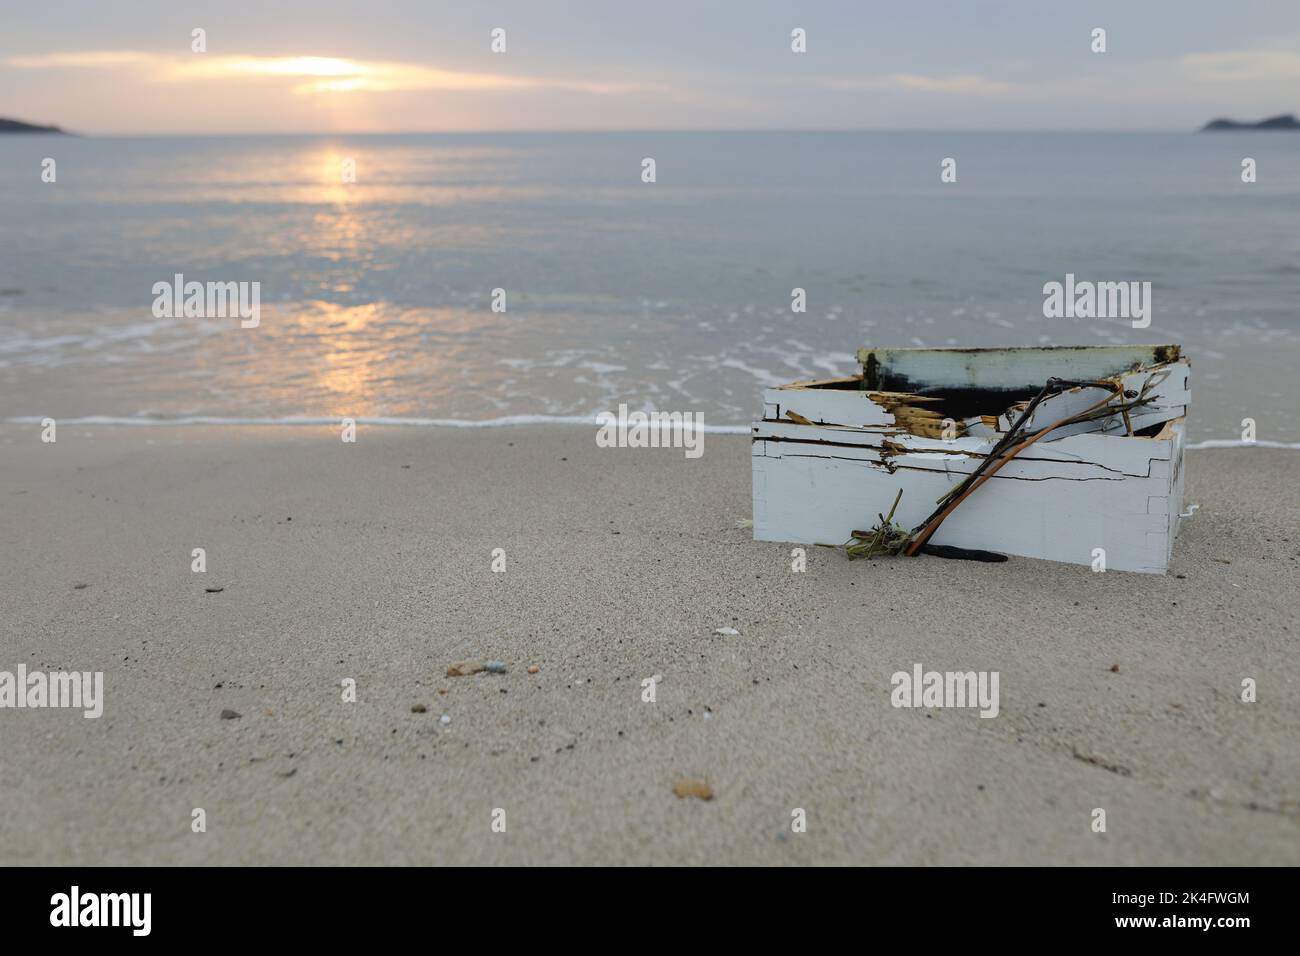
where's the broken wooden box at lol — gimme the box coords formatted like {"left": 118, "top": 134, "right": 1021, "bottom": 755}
{"left": 751, "top": 345, "right": 1189, "bottom": 573}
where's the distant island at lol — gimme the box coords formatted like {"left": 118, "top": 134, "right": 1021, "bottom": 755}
{"left": 0, "top": 117, "right": 67, "bottom": 134}
{"left": 1201, "top": 113, "right": 1300, "bottom": 131}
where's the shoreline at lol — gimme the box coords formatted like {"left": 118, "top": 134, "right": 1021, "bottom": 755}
{"left": 5, "top": 417, "right": 1297, "bottom": 449}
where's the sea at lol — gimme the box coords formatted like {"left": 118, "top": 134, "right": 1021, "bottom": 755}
{"left": 1, "top": 131, "right": 1297, "bottom": 442}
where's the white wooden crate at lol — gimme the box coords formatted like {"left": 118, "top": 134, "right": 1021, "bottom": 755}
{"left": 751, "top": 348, "right": 1188, "bottom": 574}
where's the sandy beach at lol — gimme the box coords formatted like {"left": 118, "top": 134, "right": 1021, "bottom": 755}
{"left": 1, "top": 423, "right": 1295, "bottom": 866}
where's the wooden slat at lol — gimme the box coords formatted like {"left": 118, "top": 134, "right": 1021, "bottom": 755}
{"left": 857, "top": 344, "right": 1182, "bottom": 393}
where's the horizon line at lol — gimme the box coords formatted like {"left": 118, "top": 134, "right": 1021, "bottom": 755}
{"left": 6, "top": 126, "right": 1223, "bottom": 138}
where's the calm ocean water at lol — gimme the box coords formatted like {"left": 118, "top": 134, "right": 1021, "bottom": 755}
{"left": 1, "top": 131, "right": 1297, "bottom": 439}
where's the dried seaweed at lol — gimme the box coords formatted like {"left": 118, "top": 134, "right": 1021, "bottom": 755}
{"left": 846, "top": 488, "right": 912, "bottom": 559}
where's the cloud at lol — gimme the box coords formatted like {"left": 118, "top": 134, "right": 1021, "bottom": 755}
{"left": 5, "top": 50, "right": 657, "bottom": 96}
{"left": 1179, "top": 48, "right": 1300, "bottom": 82}
{"left": 815, "top": 73, "right": 1018, "bottom": 95}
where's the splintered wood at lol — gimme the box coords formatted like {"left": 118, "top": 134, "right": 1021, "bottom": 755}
{"left": 866, "top": 392, "right": 958, "bottom": 439}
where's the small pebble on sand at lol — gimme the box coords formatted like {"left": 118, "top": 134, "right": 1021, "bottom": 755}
{"left": 673, "top": 780, "right": 714, "bottom": 801}
{"left": 447, "top": 661, "right": 485, "bottom": 677}
{"left": 439, "top": 714, "right": 451, "bottom": 725}
{"left": 411, "top": 704, "right": 427, "bottom": 713}
{"left": 485, "top": 661, "right": 507, "bottom": 674}
{"left": 527, "top": 665, "right": 540, "bottom": 674}
{"left": 219, "top": 709, "right": 241, "bottom": 720}
{"left": 714, "top": 627, "right": 740, "bottom": 636}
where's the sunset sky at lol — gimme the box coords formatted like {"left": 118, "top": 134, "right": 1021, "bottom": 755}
{"left": 3, "top": 0, "right": 1300, "bottom": 134}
